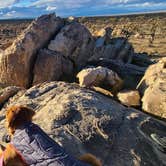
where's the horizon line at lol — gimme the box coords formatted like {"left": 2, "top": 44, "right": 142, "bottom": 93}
{"left": 0, "top": 10, "right": 165, "bottom": 20}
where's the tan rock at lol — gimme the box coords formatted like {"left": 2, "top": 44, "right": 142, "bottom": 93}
{"left": 48, "top": 22, "right": 94, "bottom": 69}
{"left": 77, "top": 66, "right": 123, "bottom": 92}
{"left": 137, "top": 57, "right": 166, "bottom": 118}
{"left": 33, "top": 49, "right": 73, "bottom": 85}
{"left": 117, "top": 90, "right": 140, "bottom": 106}
{"left": 0, "top": 14, "right": 64, "bottom": 88}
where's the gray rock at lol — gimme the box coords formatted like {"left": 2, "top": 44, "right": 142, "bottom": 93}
{"left": 0, "top": 81, "right": 166, "bottom": 166}
{"left": 90, "top": 37, "right": 134, "bottom": 63}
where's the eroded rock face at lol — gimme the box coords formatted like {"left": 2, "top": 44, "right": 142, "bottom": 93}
{"left": 33, "top": 49, "right": 73, "bottom": 85}
{"left": 77, "top": 66, "right": 123, "bottom": 92}
{"left": 90, "top": 37, "right": 134, "bottom": 63}
{"left": 48, "top": 22, "right": 94, "bottom": 69}
{"left": 138, "top": 58, "right": 166, "bottom": 119}
{"left": 117, "top": 90, "right": 140, "bottom": 107}
{"left": 0, "top": 82, "right": 165, "bottom": 166}
{"left": 0, "top": 14, "right": 64, "bottom": 88}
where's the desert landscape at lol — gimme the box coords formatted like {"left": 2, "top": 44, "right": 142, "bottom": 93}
{"left": 0, "top": 13, "right": 165, "bottom": 165}
{"left": 0, "top": 12, "right": 166, "bottom": 60}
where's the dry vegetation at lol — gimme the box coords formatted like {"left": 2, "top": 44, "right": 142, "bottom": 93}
{"left": 0, "top": 12, "right": 165, "bottom": 59}
{"left": 79, "top": 12, "right": 166, "bottom": 59}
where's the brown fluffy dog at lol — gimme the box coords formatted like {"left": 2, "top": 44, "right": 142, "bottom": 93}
{"left": 0, "top": 105, "right": 102, "bottom": 166}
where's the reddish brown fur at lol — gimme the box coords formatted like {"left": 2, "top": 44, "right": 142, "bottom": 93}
{"left": 79, "top": 153, "right": 102, "bottom": 166}
{"left": 0, "top": 105, "right": 102, "bottom": 166}
{"left": 6, "top": 105, "right": 35, "bottom": 136}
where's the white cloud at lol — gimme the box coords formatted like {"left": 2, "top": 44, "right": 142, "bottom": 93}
{"left": 32, "top": 0, "right": 92, "bottom": 9}
{"left": 5, "top": 10, "right": 16, "bottom": 17}
{"left": 46, "top": 6, "right": 56, "bottom": 11}
{"left": 0, "top": 0, "right": 18, "bottom": 9}
{"left": 122, "top": 2, "right": 166, "bottom": 8}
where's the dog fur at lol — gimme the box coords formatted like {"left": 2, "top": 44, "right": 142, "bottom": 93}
{"left": 0, "top": 105, "right": 102, "bottom": 166}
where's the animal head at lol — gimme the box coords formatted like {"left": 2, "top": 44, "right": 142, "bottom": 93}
{"left": 6, "top": 105, "right": 35, "bottom": 136}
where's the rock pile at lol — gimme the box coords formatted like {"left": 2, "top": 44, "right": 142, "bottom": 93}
{"left": 0, "top": 14, "right": 165, "bottom": 166}
{"left": 0, "top": 14, "right": 64, "bottom": 88}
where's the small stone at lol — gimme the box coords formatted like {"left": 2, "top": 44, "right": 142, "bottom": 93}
{"left": 117, "top": 90, "right": 140, "bottom": 106}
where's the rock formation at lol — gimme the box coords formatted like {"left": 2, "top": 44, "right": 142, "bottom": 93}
{"left": 90, "top": 36, "right": 134, "bottom": 64}
{"left": 48, "top": 22, "right": 94, "bottom": 69}
{"left": 0, "top": 14, "right": 64, "bottom": 88}
{"left": 137, "top": 58, "right": 166, "bottom": 119}
{"left": 77, "top": 66, "right": 123, "bottom": 93}
{"left": 0, "top": 13, "right": 165, "bottom": 166}
{"left": 0, "top": 82, "right": 165, "bottom": 166}
{"left": 33, "top": 49, "right": 73, "bottom": 85}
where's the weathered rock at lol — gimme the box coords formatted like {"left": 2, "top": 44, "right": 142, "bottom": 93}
{"left": 90, "top": 37, "right": 134, "bottom": 63}
{"left": 0, "top": 81, "right": 166, "bottom": 166}
{"left": 33, "top": 49, "right": 73, "bottom": 85}
{"left": 77, "top": 66, "right": 123, "bottom": 92}
{"left": 0, "top": 14, "right": 64, "bottom": 88}
{"left": 48, "top": 22, "right": 94, "bottom": 69}
{"left": 88, "top": 58, "right": 146, "bottom": 89}
{"left": 117, "top": 90, "right": 140, "bottom": 107}
{"left": 137, "top": 58, "right": 166, "bottom": 119}
{"left": 0, "top": 86, "right": 22, "bottom": 106}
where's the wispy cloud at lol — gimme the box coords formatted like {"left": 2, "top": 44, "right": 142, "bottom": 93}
{"left": 0, "top": 0, "right": 19, "bottom": 8}
{"left": 0, "top": 0, "right": 165, "bottom": 19}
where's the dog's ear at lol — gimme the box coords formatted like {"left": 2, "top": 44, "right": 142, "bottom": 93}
{"left": 0, "top": 143, "right": 6, "bottom": 152}
{"left": 6, "top": 106, "right": 35, "bottom": 129}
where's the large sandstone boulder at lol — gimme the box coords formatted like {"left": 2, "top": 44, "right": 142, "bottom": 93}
{"left": 0, "top": 14, "right": 64, "bottom": 88}
{"left": 33, "top": 49, "right": 73, "bottom": 85}
{"left": 77, "top": 66, "right": 123, "bottom": 93}
{"left": 0, "top": 82, "right": 166, "bottom": 166}
{"left": 48, "top": 22, "right": 94, "bottom": 69}
{"left": 137, "top": 58, "right": 166, "bottom": 119}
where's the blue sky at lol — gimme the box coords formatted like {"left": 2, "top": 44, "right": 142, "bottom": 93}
{"left": 0, "top": 0, "right": 166, "bottom": 19}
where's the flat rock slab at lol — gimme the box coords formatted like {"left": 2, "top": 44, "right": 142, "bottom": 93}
{"left": 0, "top": 81, "right": 166, "bottom": 166}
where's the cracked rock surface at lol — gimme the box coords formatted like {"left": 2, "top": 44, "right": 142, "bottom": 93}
{"left": 0, "top": 81, "right": 165, "bottom": 166}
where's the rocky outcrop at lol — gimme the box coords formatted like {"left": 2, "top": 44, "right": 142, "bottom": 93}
{"left": 77, "top": 66, "right": 123, "bottom": 93}
{"left": 0, "top": 82, "right": 166, "bottom": 166}
{"left": 48, "top": 22, "right": 94, "bottom": 69}
{"left": 33, "top": 49, "right": 73, "bottom": 85}
{"left": 0, "top": 14, "right": 64, "bottom": 88}
{"left": 90, "top": 37, "right": 134, "bottom": 64}
{"left": 117, "top": 90, "right": 140, "bottom": 107}
{"left": 137, "top": 58, "right": 166, "bottom": 119}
